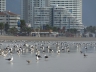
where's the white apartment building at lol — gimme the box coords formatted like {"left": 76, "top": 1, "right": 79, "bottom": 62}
{"left": 0, "top": 0, "right": 6, "bottom": 12}
{"left": 21, "top": 0, "right": 50, "bottom": 27}
{"left": 21, "top": 0, "right": 83, "bottom": 30}
{"left": 34, "top": 7, "right": 52, "bottom": 28}
{"left": 33, "top": 5, "right": 84, "bottom": 30}
{"left": 53, "top": 5, "right": 83, "bottom": 30}
{"left": 50, "top": 0, "right": 82, "bottom": 23}
{"left": 0, "top": 11, "right": 20, "bottom": 28}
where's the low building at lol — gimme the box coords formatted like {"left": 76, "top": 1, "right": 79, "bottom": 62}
{"left": 0, "top": 11, "right": 20, "bottom": 28}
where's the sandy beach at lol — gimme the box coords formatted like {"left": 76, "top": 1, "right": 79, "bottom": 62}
{"left": 0, "top": 36, "right": 96, "bottom": 41}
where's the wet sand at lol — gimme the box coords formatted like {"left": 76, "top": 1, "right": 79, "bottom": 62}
{"left": 0, "top": 36, "right": 96, "bottom": 41}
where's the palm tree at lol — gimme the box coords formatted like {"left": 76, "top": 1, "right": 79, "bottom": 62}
{"left": 53, "top": 27, "right": 58, "bottom": 32}
{"left": 20, "top": 20, "right": 26, "bottom": 33}
{"left": 26, "top": 27, "right": 32, "bottom": 36}
{"left": 4, "top": 23, "right": 9, "bottom": 34}
{"left": 45, "top": 24, "right": 50, "bottom": 30}
{"left": 0, "top": 22, "right": 4, "bottom": 35}
{"left": 20, "top": 20, "right": 26, "bottom": 29}
{"left": 73, "top": 28, "right": 77, "bottom": 34}
{"left": 8, "top": 27, "right": 18, "bottom": 35}
{"left": 21, "top": 27, "right": 27, "bottom": 32}
{"left": 86, "top": 26, "right": 96, "bottom": 33}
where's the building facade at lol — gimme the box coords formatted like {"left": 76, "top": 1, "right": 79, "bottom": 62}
{"left": 33, "top": 6, "right": 83, "bottom": 30}
{"left": 21, "top": 0, "right": 50, "bottom": 27}
{"left": 21, "top": 0, "right": 83, "bottom": 30}
{"left": 0, "top": 11, "right": 20, "bottom": 28}
{"left": 33, "top": 7, "right": 52, "bottom": 28}
{"left": 0, "top": 0, "right": 6, "bottom": 12}
{"left": 50, "top": 0, "right": 82, "bottom": 23}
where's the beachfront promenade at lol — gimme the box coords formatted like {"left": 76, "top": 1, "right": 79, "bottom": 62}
{"left": 0, "top": 36, "right": 96, "bottom": 41}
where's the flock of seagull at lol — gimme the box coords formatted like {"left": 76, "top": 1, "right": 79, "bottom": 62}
{"left": 0, "top": 40, "right": 96, "bottom": 64}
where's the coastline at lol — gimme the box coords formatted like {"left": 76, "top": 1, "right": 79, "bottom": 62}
{"left": 0, "top": 36, "right": 96, "bottom": 41}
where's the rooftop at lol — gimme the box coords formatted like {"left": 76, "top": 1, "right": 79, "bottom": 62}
{"left": 0, "top": 11, "right": 20, "bottom": 16}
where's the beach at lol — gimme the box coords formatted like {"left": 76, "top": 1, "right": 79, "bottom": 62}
{"left": 0, "top": 36, "right": 96, "bottom": 72}
{"left": 0, "top": 36, "right": 96, "bottom": 41}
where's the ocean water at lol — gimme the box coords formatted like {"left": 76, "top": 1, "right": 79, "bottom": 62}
{"left": 0, "top": 41, "right": 96, "bottom": 72}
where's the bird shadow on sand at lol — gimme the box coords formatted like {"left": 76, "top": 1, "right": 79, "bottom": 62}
{"left": 7, "top": 62, "right": 13, "bottom": 65}
{"left": 44, "top": 59, "right": 48, "bottom": 61}
{"left": 26, "top": 63, "right": 31, "bottom": 65}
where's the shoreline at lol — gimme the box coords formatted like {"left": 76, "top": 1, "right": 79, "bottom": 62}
{"left": 0, "top": 36, "right": 96, "bottom": 41}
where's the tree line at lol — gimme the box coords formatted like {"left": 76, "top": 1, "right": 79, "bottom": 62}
{"left": 0, "top": 20, "right": 95, "bottom": 36}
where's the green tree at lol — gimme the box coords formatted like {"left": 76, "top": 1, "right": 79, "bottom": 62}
{"left": 62, "top": 26, "right": 65, "bottom": 33}
{"left": 53, "top": 27, "right": 58, "bottom": 32}
{"left": 21, "top": 27, "right": 32, "bottom": 36}
{"left": 72, "top": 28, "right": 77, "bottom": 34}
{"left": 84, "top": 28, "right": 87, "bottom": 33}
{"left": 4, "top": 23, "right": 10, "bottom": 34}
{"left": 21, "top": 27, "right": 27, "bottom": 32}
{"left": 67, "top": 29, "right": 70, "bottom": 32}
{"left": 26, "top": 27, "right": 32, "bottom": 36}
{"left": 8, "top": 27, "right": 18, "bottom": 35}
{"left": 45, "top": 24, "right": 50, "bottom": 30}
{"left": 67, "top": 28, "right": 77, "bottom": 34}
{"left": 45, "top": 24, "right": 52, "bottom": 30}
{"left": 0, "top": 23, "right": 4, "bottom": 35}
{"left": 86, "top": 26, "right": 96, "bottom": 33}
{"left": 20, "top": 20, "right": 26, "bottom": 28}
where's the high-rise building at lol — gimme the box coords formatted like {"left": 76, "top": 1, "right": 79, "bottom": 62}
{"left": 34, "top": 7, "right": 52, "bottom": 28}
{"left": 33, "top": 6, "right": 84, "bottom": 30}
{"left": 21, "top": 0, "right": 50, "bottom": 27}
{"left": 0, "top": 0, "right": 6, "bottom": 12}
{"left": 50, "top": 0, "right": 82, "bottom": 23}
{"left": 21, "top": 0, "right": 83, "bottom": 30}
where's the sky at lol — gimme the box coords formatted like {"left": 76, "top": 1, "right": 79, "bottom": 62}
{"left": 6, "top": 0, "right": 96, "bottom": 26}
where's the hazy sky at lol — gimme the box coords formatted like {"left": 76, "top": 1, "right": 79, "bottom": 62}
{"left": 6, "top": 0, "right": 96, "bottom": 26}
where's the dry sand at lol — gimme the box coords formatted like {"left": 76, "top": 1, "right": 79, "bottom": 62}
{"left": 0, "top": 36, "right": 96, "bottom": 41}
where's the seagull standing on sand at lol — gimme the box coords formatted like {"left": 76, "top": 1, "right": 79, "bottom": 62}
{"left": 84, "top": 53, "right": 88, "bottom": 57}
{"left": 6, "top": 56, "right": 13, "bottom": 62}
{"left": 26, "top": 60, "right": 31, "bottom": 64}
{"left": 80, "top": 51, "right": 83, "bottom": 53}
{"left": 57, "top": 50, "right": 60, "bottom": 54}
{"left": 36, "top": 56, "right": 40, "bottom": 61}
{"left": 44, "top": 54, "right": 48, "bottom": 60}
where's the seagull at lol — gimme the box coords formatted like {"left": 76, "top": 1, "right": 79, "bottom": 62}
{"left": 84, "top": 53, "right": 88, "bottom": 57}
{"left": 26, "top": 60, "right": 31, "bottom": 64}
{"left": 80, "top": 51, "right": 83, "bottom": 53}
{"left": 44, "top": 54, "right": 48, "bottom": 60}
{"left": 67, "top": 48, "right": 70, "bottom": 53}
{"left": 37, "top": 55, "right": 42, "bottom": 58}
{"left": 85, "top": 47, "right": 87, "bottom": 49}
{"left": 6, "top": 56, "right": 13, "bottom": 62}
{"left": 61, "top": 47, "right": 64, "bottom": 51}
{"left": 43, "top": 50, "right": 45, "bottom": 53}
{"left": 36, "top": 56, "right": 40, "bottom": 61}
{"left": 57, "top": 50, "right": 60, "bottom": 54}
{"left": 68, "top": 50, "right": 70, "bottom": 52}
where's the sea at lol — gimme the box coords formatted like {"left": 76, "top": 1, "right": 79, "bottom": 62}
{"left": 0, "top": 40, "right": 96, "bottom": 72}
